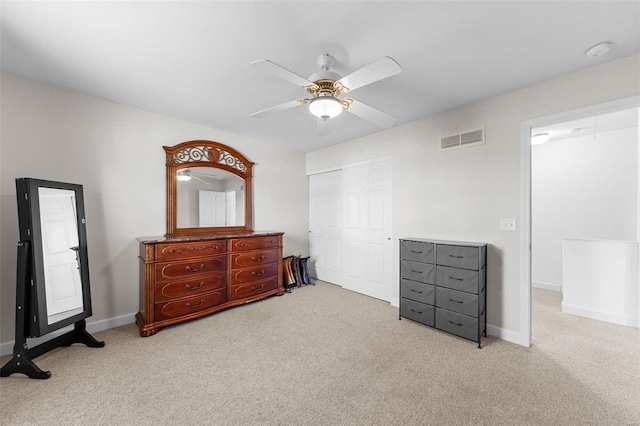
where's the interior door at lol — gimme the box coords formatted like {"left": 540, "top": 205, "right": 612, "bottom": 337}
{"left": 199, "top": 190, "right": 226, "bottom": 226}
{"left": 342, "top": 160, "right": 393, "bottom": 301}
{"left": 38, "top": 188, "right": 84, "bottom": 325}
{"left": 308, "top": 170, "right": 343, "bottom": 284}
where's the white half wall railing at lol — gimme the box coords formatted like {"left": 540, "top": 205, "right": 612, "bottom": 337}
{"left": 562, "top": 238, "right": 639, "bottom": 328}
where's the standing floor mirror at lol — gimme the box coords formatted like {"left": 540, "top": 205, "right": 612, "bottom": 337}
{"left": 0, "top": 178, "right": 104, "bottom": 379}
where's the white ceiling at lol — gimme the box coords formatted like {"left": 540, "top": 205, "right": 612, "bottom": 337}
{"left": 2, "top": 1, "right": 639, "bottom": 153}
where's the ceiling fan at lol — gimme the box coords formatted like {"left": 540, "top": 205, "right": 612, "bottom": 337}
{"left": 177, "top": 169, "right": 222, "bottom": 184}
{"left": 250, "top": 54, "right": 402, "bottom": 132}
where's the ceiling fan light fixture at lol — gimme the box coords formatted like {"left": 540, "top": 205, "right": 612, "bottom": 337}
{"left": 177, "top": 171, "right": 191, "bottom": 181}
{"left": 309, "top": 95, "right": 343, "bottom": 121}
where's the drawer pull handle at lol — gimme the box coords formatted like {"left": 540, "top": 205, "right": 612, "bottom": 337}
{"left": 252, "top": 270, "right": 265, "bottom": 277}
{"left": 251, "top": 255, "right": 265, "bottom": 262}
{"left": 185, "top": 281, "right": 205, "bottom": 290}
{"left": 251, "top": 284, "right": 265, "bottom": 291}
{"left": 449, "top": 298, "right": 464, "bottom": 304}
{"left": 448, "top": 320, "right": 464, "bottom": 327}
{"left": 186, "top": 299, "right": 205, "bottom": 309}
{"left": 410, "top": 289, "right": 423, "bottom": 294}
{"left": 410, "top": 308, "right": 423, "bottom": 314}
{"left": 449, "top": 255, "right": 464, "bottom": 259}
{"left": 185, "top": 264, "right": 205, "bottom": 272}
{"left": 410, "top": 250, "right": 423, "bottom": 254}
{"left": 449, "top": 277, "right": 463, "bottom": 281}
{"left": 410, "top": 270, "right": 422, "bottom": 274}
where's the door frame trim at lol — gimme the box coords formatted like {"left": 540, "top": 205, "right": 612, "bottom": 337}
{"left": 307, "top": 155, "right": 393, "bottom": 176}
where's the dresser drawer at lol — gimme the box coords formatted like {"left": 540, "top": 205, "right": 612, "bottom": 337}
{"left": 436, "top": 244, "right": 483, "bottom": 270}
{"left": 155, "top": 240, "right": 227, "bottom": 261}
{"left": 154, "top": 290, "right": 226, "bottom": 321}
{"left": 436, "top": 265, "right": 483, "bottom": 294}
{"left": 155, "top": 255, "right": 227, "bottom": 281}
{"left": 436, "top": 286, "right": 484, "bottom": 317}
{"left": 401, "top": 260, "right": 435, "bottom": 284}
{"left": 155, "top": 274, "right": 226, "bottom": 302}
{"left": 400, "top": 298, "right": 435, "bottom": 326}
{"left": 230, "top": 250, "right": 278, "bottom": 269}
{"left": 231, "top": 236, "right": 280, "bottom": 252}
{"left": 229, "top": 262, "right": 278, "bottom": 285}
{"left": 228, "top": 276, "right": 278, "bottom": 301}
{"left": 435, "top": 308, "right": 480, "bottom": 342}
{"left": 400, "top": 279, "right": 435, "bottom": 305}
{"left": 400, "top": 240, "right": 435, "bottom": 263}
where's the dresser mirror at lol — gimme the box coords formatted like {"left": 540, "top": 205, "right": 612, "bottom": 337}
{"left": 165, "top": 140, "right": 254, "bottom": 236}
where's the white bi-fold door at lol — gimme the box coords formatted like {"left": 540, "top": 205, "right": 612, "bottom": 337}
{"left": 308, "top": 159, "right": 392, "bottom": 302}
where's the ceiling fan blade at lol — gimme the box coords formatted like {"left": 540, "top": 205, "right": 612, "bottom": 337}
{"left": 317, "top": 118, "right": 331, "bottom": 137}
{"left": 336, "top": 57, "right": 402, "bottom": 92}
{"left": 250, "top": 99, "right": 305, "bottom": 118}
{"left": 191, "top": 175, "right": 210, "bottom": 185}
{"left": 251, "top": 59, "right": 314, "bottom": 88}
{"left": 345, "top": 99, "right": 397, "bottom": 129}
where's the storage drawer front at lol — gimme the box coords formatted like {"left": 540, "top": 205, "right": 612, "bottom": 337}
{"left": 156, "top": 256, "right": 227, "bottom": 281}
{"left": 229, "top": 276, "right": 278, "bottom": 301}
{"left": 436, "top": 287, "right": 479, "bottom": 317}
{"left": 400, "top": 299, "right": 435, "bottom": 326}
{"left": 229, "top": 262, "right": 278, "bottom": 285}
{"left": 437, "top": 245, "right": 481, "bottom": 270}
{"left": 400, "top": 279, "right": 435, "bottom": 305}
{"left": 155, "top": 275, "right": 226, "bottom": 302}
{"left": 436, "top": 265, "right": 480, "bottom": 294}
{"left": 155, "top": 240, "right": 227, "bottom": 261}
{"left": 230, "top": 250, "right": 278, "bottom": 269}
{"left": 400, "top": 240, "right": 434, "bottom": 263}
{"left": 231, "top": 236, "right": 280, "bottom": 252}
{"left": 401, "top": 260, "right": 436, "bottom": 284}
{"left": 155, "top": 290, "right": 226, "bottom": 321}
{"left": 436, "top": 308, "right": 478, "bottom": 342}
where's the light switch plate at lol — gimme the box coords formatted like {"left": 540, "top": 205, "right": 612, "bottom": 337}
{"left": 500, "top": 218, "right": 517, "bottom": 231}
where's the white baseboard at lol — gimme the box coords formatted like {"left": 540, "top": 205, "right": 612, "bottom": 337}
{"left": 390, "top": 297, "right": 399, "bottom": 308}
{"left": 0, "top": 313, "right": 136, "bottom": 357}
{"left": 561, "top": 302, "right": 638, "bottom": 328}
{"left": 486, "top": 324, "right": 521, "bottom": 346}
{"left": 532, "top": 281, "right": 562, "bottom": 292}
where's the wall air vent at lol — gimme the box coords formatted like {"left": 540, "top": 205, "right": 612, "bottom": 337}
{"left": 440, "top": 127, "right": 485, "bottom": 151}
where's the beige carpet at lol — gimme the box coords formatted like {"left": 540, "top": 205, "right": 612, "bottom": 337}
{"left": 1, "top": 283, "right": 638, "bottom": 425}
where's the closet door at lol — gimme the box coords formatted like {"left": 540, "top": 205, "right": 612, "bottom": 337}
{"left": 342, "top": 160, "right": 393, "bottom": 301}
{"left": 308, "top": 160, "right": 393, "bottom": 302}
{"left": 308, "top": 170, "right": 343, "bottom": 284}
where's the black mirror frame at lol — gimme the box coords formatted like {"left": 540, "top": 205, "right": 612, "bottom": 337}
{"left": 16, "top": 178, "right": 93, "bottom": 336}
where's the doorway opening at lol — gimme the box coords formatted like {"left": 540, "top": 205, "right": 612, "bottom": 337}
{"left": 520, "top": 96, "right": 640, "bottom": 347}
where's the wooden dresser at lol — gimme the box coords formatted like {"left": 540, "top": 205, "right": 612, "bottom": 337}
{"left": 136, "top": 232, "right": 284, "bottom": 336}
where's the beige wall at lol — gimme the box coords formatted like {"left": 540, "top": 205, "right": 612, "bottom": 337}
{"left": 306, "top": 54, "right": 640, "bottom": 343}
{"left": 0, "top": 73, "right": 308, "bottom": 350}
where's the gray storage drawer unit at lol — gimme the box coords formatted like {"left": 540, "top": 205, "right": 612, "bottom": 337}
{"left": 399, "top": 238, "right": 487, "bottom": 348}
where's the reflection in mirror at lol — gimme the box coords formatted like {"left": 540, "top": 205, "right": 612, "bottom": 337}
{"left": 37, "top": 187, "right": 85, "bottom": 325}
{"left": 176, "top": 167, "right": 245, "bottom": 228}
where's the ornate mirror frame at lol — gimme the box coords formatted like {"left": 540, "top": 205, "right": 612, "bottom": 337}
{"left": 164, "top": 140, "right": 254, "bottom": 236}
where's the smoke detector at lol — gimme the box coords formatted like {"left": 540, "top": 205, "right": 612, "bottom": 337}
{"left": 586, "top": 42, "right": 611, "bottom": 58}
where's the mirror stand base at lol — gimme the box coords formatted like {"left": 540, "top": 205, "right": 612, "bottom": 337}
{"left": 0, "top": 320, "right": 105, "bottom": 380}
{"left": 0, "top": 346, "right": 51, "bottom": 379}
